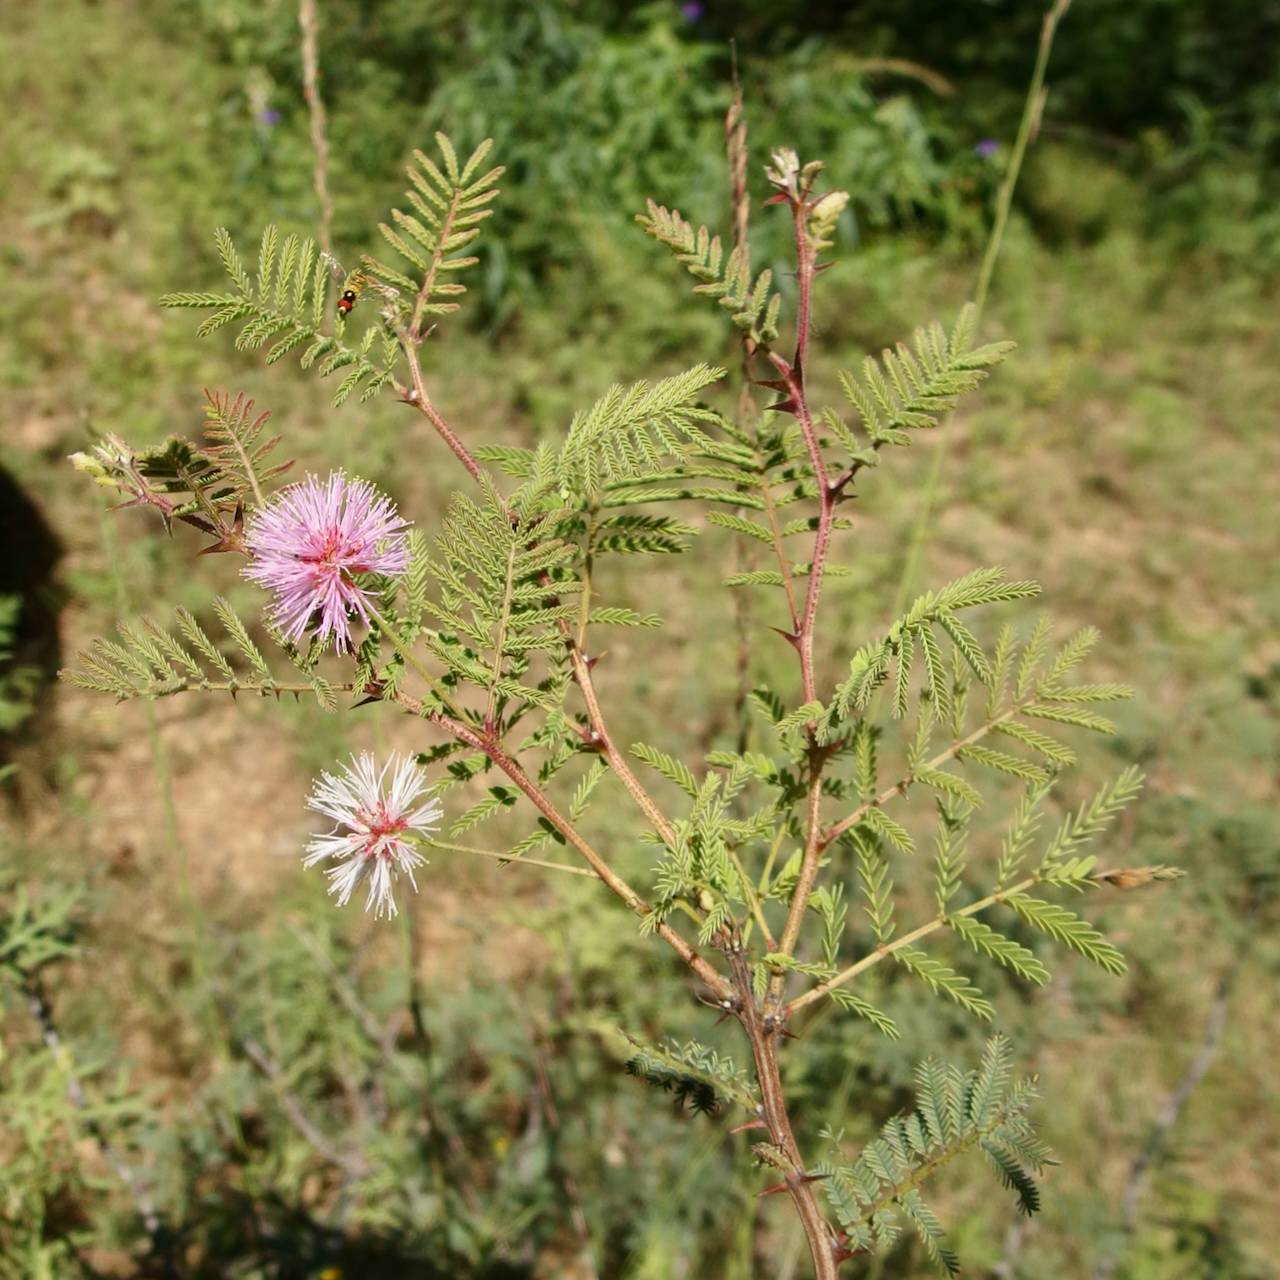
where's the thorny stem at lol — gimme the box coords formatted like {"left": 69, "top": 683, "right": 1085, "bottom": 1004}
{"left": 789, "top": 189, "right": 816, "bottom": 380}
{"left": 384, "top": 173, "right": 846, "bottom": 1262}
{"left": 391, "top": 688, "right": 732, "bottom": 1002}
{"left": 766, "top": 195, "right": 839, "bottom": 1003}
{"left": 720, "top": 196, "right": 848, "bottom": 1270}
{"left": 725, "top": 937, "right": 839, "bottom": 1280}
{"left": 798, "top": 470, "right": 835, "bottom": 707}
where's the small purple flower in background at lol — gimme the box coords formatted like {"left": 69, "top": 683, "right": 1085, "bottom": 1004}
{"left": 304, "top": 752, "right": 442, "bottom": 918}
{"left": 259, "top": 107, "right": 282, "bottom": 127}
{"left": 245, "top": 472, "right": 410, "bottom": 652}
{"left": 975, "top": 138, "right": 1000, "bottom": 159}
{"left": 681, "top": 1, "right": 704, "bottom": 21}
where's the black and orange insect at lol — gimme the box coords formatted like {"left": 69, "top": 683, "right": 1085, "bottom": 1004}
{"left": 328, "top": 259, "right": 398, "bottom": 321}
{"left": 336, "top": 272, "right": 365, "bottom": 317}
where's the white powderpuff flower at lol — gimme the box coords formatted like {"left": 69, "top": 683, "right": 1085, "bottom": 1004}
{"left": 303, "top": 752, "right": 441, "bottom": 918}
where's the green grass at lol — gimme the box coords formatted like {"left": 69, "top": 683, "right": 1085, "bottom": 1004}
{"left": 2, "top": 3, "right": 1278, "bottom": 1278}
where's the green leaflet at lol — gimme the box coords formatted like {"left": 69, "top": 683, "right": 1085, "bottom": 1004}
{"left": 61, "top": 603, "right": 335, "bottom": 707}
{"left": 636, "top": 199, "right": 781, "bottom": 343}
{"left": 819, "top": 1038, "right": 1052, "bottom": 1275}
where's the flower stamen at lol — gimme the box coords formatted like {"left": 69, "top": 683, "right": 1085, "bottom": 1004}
{"left": 303, "top": 752, "right": 441, "bottom": 918}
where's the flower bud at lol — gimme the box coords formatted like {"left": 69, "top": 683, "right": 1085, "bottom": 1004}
{"left": 809, "top": 190, "right": 850, "bottom": 246}
{"left": 68, "top": 450, "right": 115, "bottom": 487}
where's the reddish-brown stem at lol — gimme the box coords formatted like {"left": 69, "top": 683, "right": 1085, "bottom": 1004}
{"left": 798, "top": 462, "right": 834, "bottom": 706}
{"left": 384, "top": 180, "right": 841, "bottom": 1260}
{"left": 769, "top": 194, "right": 831, "bottom": 702}
{"left": 790, "top": 192, "right": 815, "bottom": 378}
{"left": 392, "top": 350, "right": 701, "bottom": 972}
{"left": 771, "top": 752, "right": 827, "bottom": 990}
{"left": 568, "top": 645, "right": 679, "bottom": 849}
{"left": 392, "top": 690, "right": 731, "bottom": 1001}
{"left": 766, "top": 198, "right": 841, "bottom": 997}
{"left": 546, "top": 570, "right": 683, "bottom": 853}
{"left": 725, "top": 939, "right": 839, "bottom": 1280}
{"left": 399, "top": 342, "right": 483, "bottom": 483}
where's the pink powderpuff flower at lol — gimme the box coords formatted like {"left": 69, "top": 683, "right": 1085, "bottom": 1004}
{"left": 303, "top": 752, "right": 442, "bottom": 918}
{"left": 244, "top": 471, "right": 411, "bottom": 652}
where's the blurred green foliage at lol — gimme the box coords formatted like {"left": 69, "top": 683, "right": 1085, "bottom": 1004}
{"left": 133, "top": 0, "right": 1280, "bottom": 340}
{"left": 0, "top": 598, "right": 41, "bottom": 735}
{"left": 2, "top": 0, "right": 1278, "bottom": 1276}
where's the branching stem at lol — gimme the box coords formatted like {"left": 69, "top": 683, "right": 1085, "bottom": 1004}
{"left": 725, "top": 938, "right": 839, "bottom": 1280}
{"left": 821, "top": 704, "right": 1024, "bottom": 850}
{"left": 568, "top": 646, "right": 680, "bottom": 850}
{"left": 786, "top": 872, "right": 1042, "bottom": 1016}
{"left": 365, "top": 600, "right": 463, "bottom": 717}
{"left": 391, "top": 689, "right": 731, "bottom": 1001}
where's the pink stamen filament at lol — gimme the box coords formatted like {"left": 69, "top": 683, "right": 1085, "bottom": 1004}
{"left": 355, "top": 805, "right": 409, "bottom": 858}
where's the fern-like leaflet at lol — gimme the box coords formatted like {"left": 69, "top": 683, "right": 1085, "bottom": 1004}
{"left": 820, "top": 1038, "right": 1053, "bottom": 1275}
